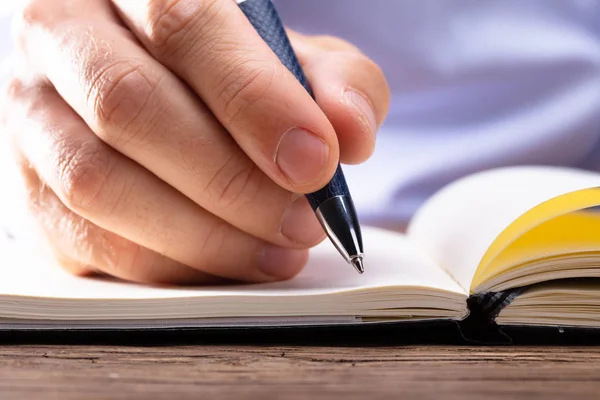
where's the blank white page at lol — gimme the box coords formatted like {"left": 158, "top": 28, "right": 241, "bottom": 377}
{"left": 0, "top": 227, "right": 465, "bottom": 301}
{"left": 407, "top": 166, "right": 600, "bottom": 292}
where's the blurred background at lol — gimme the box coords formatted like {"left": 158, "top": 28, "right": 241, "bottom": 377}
{"left": 0, "top": 4, "right": 13, "bottom": 81}
{"left": 0, "top": 1, "right": 599, "bottom": 233}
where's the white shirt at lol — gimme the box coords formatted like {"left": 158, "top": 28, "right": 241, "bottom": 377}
{"left": 2, "top": 1, "right": 600, "bottom": 228}
{"left": 275, "top": 0, "right": 600, "bottom": 226}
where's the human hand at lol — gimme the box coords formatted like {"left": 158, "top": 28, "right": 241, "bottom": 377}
{"left": 1, "top": 0, "right": 390, "bottom": 284}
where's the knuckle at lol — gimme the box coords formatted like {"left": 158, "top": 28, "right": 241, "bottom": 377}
{"left": 57, "top": 139, "right": 117, "bottom": 214}
{"left": 12, "top": 0, "right": 46, "bottom": 40}
{"left": 4, "top": 77, "right": 25, "bottom": 101}
{"left": 144, "top": 0, "right": 222, "bottom": 51}
{"left": 204, "top": 156, "right": 264, "bottom": 210}
{"left": 12, "top": 0, "right": 69, "bottom": 50}
{"left": 0, "top": 77, "right": 43, "bottom": 139}
{"left": 217, "top": 61, "right": 277, "bottom": 123}
{"left": 15, "top": 0, "right": 47, "bottom": 25}
{"left": 1, "top": 75, "right": 43, "bottom": 110}
{"left": 86, "top": 58, "right": 156, "bottom": 142}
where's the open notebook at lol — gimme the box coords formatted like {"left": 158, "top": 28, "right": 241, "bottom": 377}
{"left": 3, "top": 165, "right": 600, "bottom": 334}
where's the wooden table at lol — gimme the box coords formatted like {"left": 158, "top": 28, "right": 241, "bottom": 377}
{"left": 2, "top": 345, "right": 600, "bottom": 399}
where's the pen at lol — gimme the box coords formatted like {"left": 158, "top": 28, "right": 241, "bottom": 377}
{"left": 236, "top": 0, "right": 364, "bottom": 273}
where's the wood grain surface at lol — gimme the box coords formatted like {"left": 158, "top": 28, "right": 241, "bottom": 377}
{"left": 1, "top": 345, "right": 600, "bottom": 399}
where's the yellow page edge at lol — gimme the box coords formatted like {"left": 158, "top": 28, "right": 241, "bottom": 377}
{"left": 471, "top": 187, "right": 600, "bottom": 293}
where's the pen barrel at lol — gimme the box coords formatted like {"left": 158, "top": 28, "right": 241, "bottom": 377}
{"left": 238, "top": 0, "right": 350, "bottom": 209}
{"left": 238, "top": 0, "right": 314, "bottom": 97}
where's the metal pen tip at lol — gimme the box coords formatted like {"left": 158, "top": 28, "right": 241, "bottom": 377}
{"left": 351, "top": 257, "right": 364, "bottom": 274}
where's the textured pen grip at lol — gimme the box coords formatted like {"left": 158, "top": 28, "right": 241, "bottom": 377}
{"left": 238, "top": 0, "right": 314, "bottom": 97}
{"left": 239, "top": 0, "right": 350, "bottom": 209}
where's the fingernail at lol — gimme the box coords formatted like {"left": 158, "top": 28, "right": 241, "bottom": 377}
{"left": 258, "top": 246, "right": 308, "bottom": 280}
{"left": 280, "top": 196, "right": 326, "bottom": 245}
{"left": 345, "top": 89, "right": 377, "bottom": 135}
{"left": 275, "top": 128, "right": 329, "bottom": 187}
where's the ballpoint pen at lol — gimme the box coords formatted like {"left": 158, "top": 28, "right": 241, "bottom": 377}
{"left": 236, "top": 0, "right": 365, "bottom": 273}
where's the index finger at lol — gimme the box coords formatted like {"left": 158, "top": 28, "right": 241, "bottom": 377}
{"left": 112, "top": 0, "right": 340, "bottom": 193}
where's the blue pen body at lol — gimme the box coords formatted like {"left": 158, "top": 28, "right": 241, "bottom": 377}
{"left": 237, "top": 0, "right": 364, "bottom": 271}
{"left": 237, "top": 0, "right": 351, "bottom": 210}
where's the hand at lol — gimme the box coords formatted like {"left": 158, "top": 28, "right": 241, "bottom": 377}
{"left": 1, "top": 0, "right": 390, "bottom": 285}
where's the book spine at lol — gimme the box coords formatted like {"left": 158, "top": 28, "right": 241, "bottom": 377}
{"left": 458, "top": 287, "right": 526, "bottom": 344}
